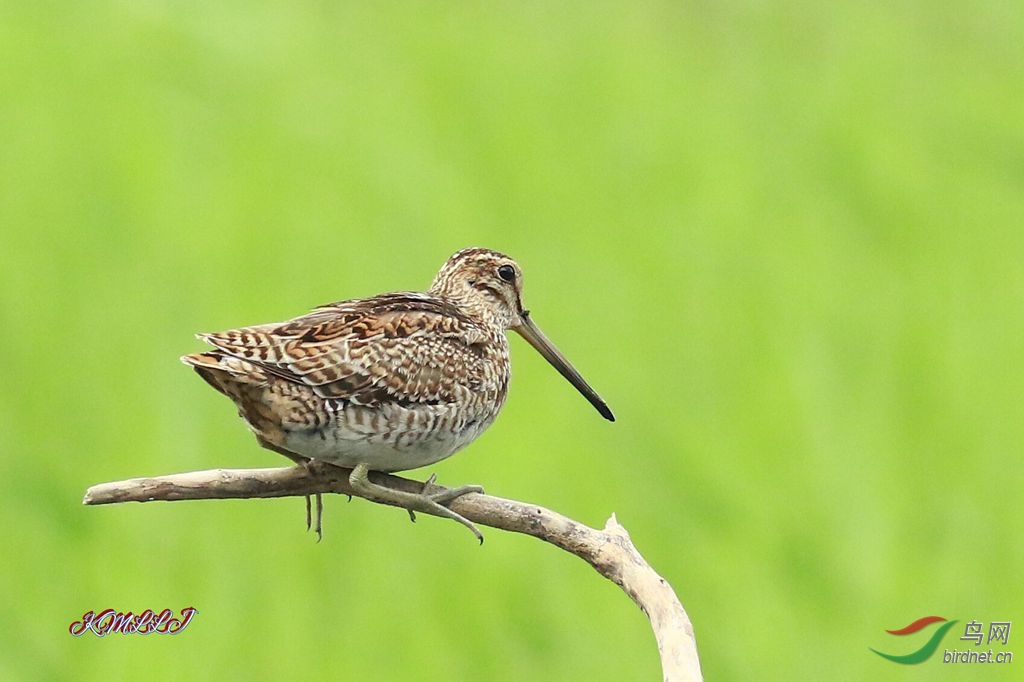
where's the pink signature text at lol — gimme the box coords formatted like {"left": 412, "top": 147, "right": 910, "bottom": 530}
{"left": 69, "top": 607, "right": 197, "bottom": 637}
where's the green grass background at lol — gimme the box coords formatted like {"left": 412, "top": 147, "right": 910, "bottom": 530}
{"left": 1, "top": 2, "right": 1021, "bottom": 680}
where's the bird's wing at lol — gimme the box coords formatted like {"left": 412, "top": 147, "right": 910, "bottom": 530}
{"left": 197, "top": 293, "right": 496, "bottom": 406}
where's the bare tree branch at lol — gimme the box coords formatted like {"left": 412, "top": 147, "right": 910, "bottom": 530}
{"left": 83, "top": 464, "right": 702, "bottom": 681}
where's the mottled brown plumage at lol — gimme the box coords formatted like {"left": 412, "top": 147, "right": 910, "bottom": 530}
{"left": 182, "top": 247, "right": 613, "bottom": 540}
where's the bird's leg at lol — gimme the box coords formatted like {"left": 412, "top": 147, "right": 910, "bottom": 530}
{"left": 313, "top": 493, "right": 323, "bottom": 542}
{"left": 348, "top": 464, "right": 485, "bottom": 543}
{"left": 301, "top": 467, "right": 323, "bottom": 541}
{"left": 302, "top": 491, "right": 324, "bottom": 540}
{"left": 255, "top": 435, "right": 325, "bottom": 539}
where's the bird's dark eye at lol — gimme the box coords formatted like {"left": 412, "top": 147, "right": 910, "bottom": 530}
{"left": 497, "top": 264, "right": 516, "bottom": 283}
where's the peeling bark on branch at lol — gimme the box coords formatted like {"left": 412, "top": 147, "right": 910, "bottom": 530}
{"left": 84, "top": 464, "right": 702, "bottom": 681}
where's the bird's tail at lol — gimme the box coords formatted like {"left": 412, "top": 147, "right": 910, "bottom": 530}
{"left": 180, "top": 351, "right": 269, "bottom": 395}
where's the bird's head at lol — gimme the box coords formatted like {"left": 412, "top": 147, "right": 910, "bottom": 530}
{"left": 431, "top": 247, "right": 614, "bottom": 422}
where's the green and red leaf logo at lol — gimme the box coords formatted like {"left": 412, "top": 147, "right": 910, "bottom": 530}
{"left": 870, "top": 616, "right": 958, "bottom": 664}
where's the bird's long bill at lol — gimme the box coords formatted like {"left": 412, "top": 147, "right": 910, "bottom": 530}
{"left": 513, "top": 312, "right": 615, "bottom": 422}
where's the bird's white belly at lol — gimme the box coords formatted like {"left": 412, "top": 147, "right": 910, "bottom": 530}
{"left": 281, "top": 402, "right": 495, "bottom": 473}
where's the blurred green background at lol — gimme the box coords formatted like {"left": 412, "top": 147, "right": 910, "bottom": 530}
{"left": 1, "top": 1, "right": 1021, "bottom": 680}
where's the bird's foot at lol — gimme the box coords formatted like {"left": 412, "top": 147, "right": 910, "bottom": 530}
{"left": 349, "top": 464, "right": 485, "bottom": 544}
{"left": 421, "top": 472, "right": 485, "bottom": 504}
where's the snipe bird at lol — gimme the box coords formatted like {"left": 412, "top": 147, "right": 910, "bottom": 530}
{"left": 182, "top": 247, "right": 614, "bottom": 541}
